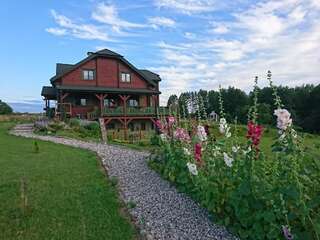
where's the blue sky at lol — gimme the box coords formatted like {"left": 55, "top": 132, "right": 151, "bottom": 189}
{"left": 1, "top": 0, "right": 319, "bottom": 112}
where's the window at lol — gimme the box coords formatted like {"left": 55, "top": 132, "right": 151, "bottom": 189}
{"left": 141, "top": 122, "right": 146, "bottom": 131}
{"left": 80, "top": 98, "right": 87, "bottom": 106}
{"left": 104, "top": 99, "right": 116, "bottom": 107}
{"left": 83, "top": 70, "right": 95, "bottom": 80}
{"left": 128, "top": 99, "right": 138, "bottom": 107}
{"left": 121, "top": 72, "right": 131, "bottom": 83}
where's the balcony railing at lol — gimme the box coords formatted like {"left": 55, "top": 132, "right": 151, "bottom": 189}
{"left": 102, "top": 106, "right": 170, "bottom": 116}
{"left": 127, "top": 107, "right": 155, "bottom": 116}
{"left": 103, "top": 107, "right": 124, "bottom": 116}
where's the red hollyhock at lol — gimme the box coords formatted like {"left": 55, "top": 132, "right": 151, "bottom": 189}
{"left": 246, "top": 121, "right": 263, "bottom": 148}
{"left": 194, "top": 143, "right": 202, "bottom": 164}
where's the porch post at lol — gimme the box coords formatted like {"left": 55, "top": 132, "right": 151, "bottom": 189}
{"left": 95, "top": 93, "right": 108, "bottom": 116}
{"left": 119, "top": 95, "right": 130, "bottom": 140}
{"left": 152, "top": 95, "right": 158, "bottom": 117}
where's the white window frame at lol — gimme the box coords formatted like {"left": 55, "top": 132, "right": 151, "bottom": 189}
{"left": 83, "top": 69, "right": 95, "bottom": 80}
{"left": 121, "top": 72, "right": 131, "bottom": 83}
{"left": 80, "top": 98, "right": 87, "bottom": 106}
{"left": 128, "top": 99, "right": 138, "bottom": 107}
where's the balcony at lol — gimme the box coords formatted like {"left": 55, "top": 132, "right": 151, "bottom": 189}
{"left": 102, "top": 106, "right": 169, "bottom": 117}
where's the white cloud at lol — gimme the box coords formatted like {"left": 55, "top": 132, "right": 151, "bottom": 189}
{"left": 148, "top": 16, "right": 176, "bottom": 29}
{"left": 92, "top": 3, "right": 145, "bottom": 30}
{"left": 48, "top": 10, "right": 111, "bottom": 41}
{"left": 154, "top": 0, "right": 320, "bottom": 105}
{"left": 184, "top": 32, "right": 196, "bottom": 39}
{"left": 154, "top": 0, "right": 216, "bottom": 14}
{"left": 45, "top": 27, "right": 67, "bottom": 36}
{"left": 211, "top": 25, "right": 229, "bottom": 34}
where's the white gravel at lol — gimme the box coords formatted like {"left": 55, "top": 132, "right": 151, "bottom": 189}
{"left": 12, "top": 124, "right": 236, "bottom": 240}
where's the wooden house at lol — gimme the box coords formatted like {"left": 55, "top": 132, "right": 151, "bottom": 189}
{"left": 41, "top": 49, "right": 167, "bottom": 135}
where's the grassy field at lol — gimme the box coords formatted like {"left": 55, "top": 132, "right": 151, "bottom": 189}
{"left": 0, "top": 122, "right": 137, "bottom": 240}
{"left": 208, "top": 122, "right": 320, "bottom": 159}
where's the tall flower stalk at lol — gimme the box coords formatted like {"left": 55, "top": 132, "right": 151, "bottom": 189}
{"left": 267, "top": 70, "right": 283, "bottom": 109}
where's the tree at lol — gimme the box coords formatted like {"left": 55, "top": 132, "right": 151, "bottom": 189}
{"left": 0, "top": 100, "right": 13, "bottom": 114}
{"left": 173, "top": 83, "right": 320, "bottom": 133}
{"left": 301, "top": 85, "right": 320, "bottom": 133}
{"left": 167, "top": 94, "right": 178, "bottom": 107}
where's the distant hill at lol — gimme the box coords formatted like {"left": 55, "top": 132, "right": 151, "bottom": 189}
{"left": 8, "top": 100, "right": 43, "bottom": 113}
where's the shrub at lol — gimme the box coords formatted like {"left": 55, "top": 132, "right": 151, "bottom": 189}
{"left": 69, "top": 118, "right": 80, "bottom": 128}
{"left": 48, "top": 121, "right": 65, "bottom": 132}
{"left": 150, "top": 134, "right": 161, "bottom": 146}
{"left": 0, "top": 100, "right": 13, "bottom": 115}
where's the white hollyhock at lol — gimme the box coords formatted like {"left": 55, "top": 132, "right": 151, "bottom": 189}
{"left": 232, "top": 146, "right": 240, "bottom": 153}
{"left": 160, "top": 134, "right": 167, "bottom": 141}
{"left": 187, "top": 162, "right": 198, "bottom": 175}
{"left": 183, "top": 148, "right": 191, "bottom": 156}
{"left": 242, "top": 146, "right": 252, "bottom": 155}
{"left": 223, "top": 152, "right": 234, "bottom": 167}
{"left": 274, "top": 109, "right": 292, "bottom": 131}
{"left": 219, "top": 118, "right": 231, "bottom": 138}
{"left": 219, "top": 118, "right": 227, "bottom": 134}
{"left": 197, "top": 125, "right": 207, "bottom": 141}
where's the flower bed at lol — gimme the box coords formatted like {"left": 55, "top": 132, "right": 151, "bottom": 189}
{"left": 151, "top": 73, "right": 320, "bottom": 239}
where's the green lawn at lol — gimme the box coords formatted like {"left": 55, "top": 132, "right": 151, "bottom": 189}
{"left": 207, "top": 122, "right": 320, "bottom": 159}
{"left": 0, "top": 122, "right": 136, "bottom": 240}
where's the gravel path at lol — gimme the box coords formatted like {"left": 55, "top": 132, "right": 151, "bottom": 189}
{"left": 11, "top": 124, "right": 236, "bottom": 240}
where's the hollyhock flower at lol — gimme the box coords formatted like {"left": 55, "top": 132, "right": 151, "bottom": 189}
{"left": 282, "top": 225, "right": 294, "bottom": 240}
{"left": 232, "top": 146, "right": 240, "bottom": 153}
{"left": 183, "top": 147, "right": 191, "bottom": 156}
{"left": 243, "top": 146, "right": 252, "bottom": 155}
{"left": 159, "top": 133, "right": 167, "bottom": 141}
{"left": 174, "top": 128, "right": 191, "bottom": 142}
{"left": 197, "top": 125, "right": 207, "bottom": 141}
{"left": 212, "top": 146, "right": 221, "bottom": 157}
{"left": 167, "top": 116, "right": 175, "bottom": 126}
{"left": 187, "top": 162, "right": 198, "bottom": 176}
{"left": 223, "top": 152, "right": 233, "bottom": 167}
{"left": 155, "top": 119, "right": 164, "bottom": 131}
{"left": 274, "top": 109, "right": 292, "bottom": 131}
{"left": 194, "top": 143, "right": 202, "bottom": 163}
{"left": 219, "top": 118, "right": 231, "bottom": 138}
{"left": 247, "top": 121, "right": 263, "bottom": 148}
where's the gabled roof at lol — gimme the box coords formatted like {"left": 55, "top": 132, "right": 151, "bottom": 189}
{"left": 56, "top": 63, "right": 74, "bottom": 75}
{"left": 138, "top": 70, "right": 161, "bottom": 82}
{"left": 50, "top": 49, "right": 160, "bottom": 87}
{"left": 94, "top": 49, "right": 122, "bottom": 57}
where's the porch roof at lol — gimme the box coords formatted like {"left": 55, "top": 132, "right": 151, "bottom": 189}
{"left": 41, "top": 86, "right": 57, "bottom": 100}
{"left": 56, "top": 85, "right": 161, "bottom": 95}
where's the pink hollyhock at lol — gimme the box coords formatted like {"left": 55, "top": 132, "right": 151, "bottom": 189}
{"left": 194, "top": 143, "right": 202, "bottom": 164}
{"left": 155, "top": 119, "right": 164, "bottom": 132}
{"left": 167, "top": 116, "right": 175, "bottom": 126}
{"left": 246, "top": 121, "right": 263, "bottom": 148}
{"left": 174, "top": 128, "right": 190, "bottom": 142}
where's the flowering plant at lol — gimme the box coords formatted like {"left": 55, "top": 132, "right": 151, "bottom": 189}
{"left": 174, "top": 127, "right": 191, "bottom": 142}
{"left": 246, "top": 121, "right": 263, "bottom": 149}
{"left": 196, "top": 125, "right": 207, "bottom": 142}
{"left": 151, "top": 72, "right": 319, "bottom": 240}
{"left": 274, "top": 109, "right": 292, "bottom": 131}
